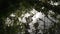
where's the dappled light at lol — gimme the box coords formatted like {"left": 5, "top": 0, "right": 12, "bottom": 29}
{"left": 0, "top": 0, "right": 60, "bottom": 34}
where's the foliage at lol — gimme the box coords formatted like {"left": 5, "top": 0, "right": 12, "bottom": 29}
{"left": 0, "top": 0, "right": 60, "bottom": 34}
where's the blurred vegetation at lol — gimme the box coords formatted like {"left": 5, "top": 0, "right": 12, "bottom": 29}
{"left": 0, "top": 0, "right": 60, "bottom": 34}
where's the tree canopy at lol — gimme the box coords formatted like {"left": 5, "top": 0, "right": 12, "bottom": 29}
{"left": 0, "top": 0, "right": 60, "bottom": 34}
{"left": 0, "top": 0, "right": 60, "bottom": 17}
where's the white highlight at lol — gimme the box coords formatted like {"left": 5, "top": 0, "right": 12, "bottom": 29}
{"left": 10, "top": 13, "right": 15, "bottom": 17}
{"left": 54, "top": 2, "right": 59, "bottom": 6}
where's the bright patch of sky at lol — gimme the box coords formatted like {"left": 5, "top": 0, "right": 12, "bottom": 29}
{"left": 32, "top": 12, "right": 44, "bottom": 23}
{"left": 10, "top": 13, "right": 15, "bottom": 17}
{"left": 19, "top": 9, "right": 45, "bottom": 23}
{"left": 18, "top": 13, "right": 31, "bottom": 23}
{"left": 54, "top": 2, "right": 59, "bottom": 6}
{"left": 50, "top": 1, "right": 59, "bottom": 6}
{"left": 50, "top": 1, "right": 54, "bottom": 5}
{"left": 24, "top": 13, "right": 31, "bottom": 18}
{"left": 30, "top": 9, "right": 38, "bottom": 14}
